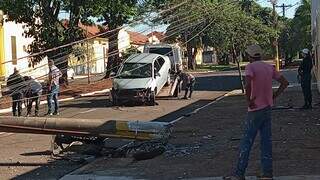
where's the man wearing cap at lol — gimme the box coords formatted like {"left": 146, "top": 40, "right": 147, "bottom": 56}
{"left": 298, "top": 48, "right": 313, "bottom": 109}
{"left": 225, "top": 45, "right": 289, "bottom": 180}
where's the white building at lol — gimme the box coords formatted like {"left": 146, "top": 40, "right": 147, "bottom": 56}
{"left": 0, "top": 13, "right": 48, "bottom": 81}
{"left": 63, "top": 20, "right": 109, "bottom": 75}
{"left": 118, "top": 29, "right": 149, "bottom": 54}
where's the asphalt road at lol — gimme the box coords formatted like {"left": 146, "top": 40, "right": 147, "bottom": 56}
{"left": 0, "top": 69, "right": 300, "bottom": 179}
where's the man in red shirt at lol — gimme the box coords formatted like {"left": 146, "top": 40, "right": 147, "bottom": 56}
{"left": 225, "top": 45, "right": 289, "bottom": 180}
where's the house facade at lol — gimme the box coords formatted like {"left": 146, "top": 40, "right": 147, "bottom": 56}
{"left": 118, "top": 29, "right": 168, "bottom": 55}
{"left": 62, "top": 21, "right": 109, "bottom": 75}
{"left": 0, "top": 12, "right": 48, "bottom": 81}
{"left": 118, "top": 29, "right": 150, "bottom": 54}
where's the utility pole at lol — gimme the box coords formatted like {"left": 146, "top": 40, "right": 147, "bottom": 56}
{"left": 276, "top": 3, "right": 293, "bottom": 18}
{"left": 271, "top": 0, "right": 280, "bottom": 71}
{"left": 86, "top": 26, "right": 91, "bottom": 84}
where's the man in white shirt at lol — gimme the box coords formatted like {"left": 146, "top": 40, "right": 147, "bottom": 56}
{"left": 47, "top": 60, "right": 62, "bottom": 116}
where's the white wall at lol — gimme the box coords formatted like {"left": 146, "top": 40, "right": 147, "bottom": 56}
{"left": 92, "top": 39, "right": 108, "bottom": 73}
{"left": 118, "top": 29, "right": 131, "bottom": 55}
{"left": 3, "top": 20, "right": 48, "bottom": 80}
{"left": 3, "top": 20, "right": 32, "bottom": 77}
{"left": 312, "top": 0, "right": 320, "bottom": 92}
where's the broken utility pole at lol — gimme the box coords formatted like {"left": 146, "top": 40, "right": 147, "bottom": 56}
{"left": 0, "top": 116, "right": 171, "bottom": 141}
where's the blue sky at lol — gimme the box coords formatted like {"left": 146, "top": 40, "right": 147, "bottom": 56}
{"left": 258, "top": 0, "right": 301, "bottom": 18}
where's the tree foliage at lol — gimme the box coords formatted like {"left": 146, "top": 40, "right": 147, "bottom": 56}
{"left": 155, "top": 0, "right": 276, "bottom": 68}
{"left": 284, "top": 0, "right": 311, "bottom": 58}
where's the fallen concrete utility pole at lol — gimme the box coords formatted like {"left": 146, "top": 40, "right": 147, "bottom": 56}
{"left": 0, "top": 116, "right": 171, "bottom": 140}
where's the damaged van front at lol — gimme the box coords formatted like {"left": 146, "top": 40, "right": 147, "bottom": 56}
{"left": 111, "top": 53, "right": 171, "bottom": 106}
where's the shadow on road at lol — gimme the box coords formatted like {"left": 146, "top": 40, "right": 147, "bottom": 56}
{"left": 195, "top": 75, "right": 243, "bottom": 91}
{"left": 154, "top": 99, "right": 214, "bottom": 123}
{"left": 0, "top": 162, "right": 50, "bottom": 167}
{"left": 20, "top": 150, "right": 52, "bottom": 156}
{"left": 10, "top": 159, "right": 82, "bottom": 180}
{"left": 60, "top": 97, "right": 111, "bottom": 109}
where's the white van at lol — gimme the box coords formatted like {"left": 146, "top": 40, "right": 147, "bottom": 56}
{"left": 143, "top": 44, "right": 183, "bottom": 73}
{"left": 111, "top": 53, "right": 171, "bottom": 106}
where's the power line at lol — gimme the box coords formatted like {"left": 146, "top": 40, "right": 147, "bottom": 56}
{"left": 276, "top": 3, "right": 293, "bottom": 17}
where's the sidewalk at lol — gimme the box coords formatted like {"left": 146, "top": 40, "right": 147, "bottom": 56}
{"left": 60, "top": 88, "right": 320, "bottom": 180}
{"left": 0, "top": 78, "right": 112, "bottom": 111}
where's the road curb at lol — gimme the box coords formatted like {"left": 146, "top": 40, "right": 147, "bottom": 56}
{"left": 0, "top": 88, "right": 110, "bottom": 114}
{"left": 60, "top": 174, "right": 320, "bottom": 180}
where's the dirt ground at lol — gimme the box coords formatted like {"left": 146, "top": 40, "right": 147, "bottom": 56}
{"left": 71, "top": 88, "right": 320, "bottom": 179}
{"left": 0, "top": 78, "right": 112, "bottom": 109}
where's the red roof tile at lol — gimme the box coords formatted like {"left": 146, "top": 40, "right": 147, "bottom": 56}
{"left": 147, "top": 31, "right": 166, "bottom": 41}
{"left": 61, "top": 20, "right": 107, "bottom": 38}
{"left": 127, "top": 31, "right": 149, "bottom": 45}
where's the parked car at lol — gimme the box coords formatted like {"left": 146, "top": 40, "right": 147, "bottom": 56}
{"left": 111, "top": 53, "right": 171, "bottom": 106}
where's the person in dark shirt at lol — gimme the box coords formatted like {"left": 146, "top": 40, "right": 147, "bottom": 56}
{"left": 7, "top": 68, "right": 25, "bottom": 116}
{"left": 178, "top": 71, "right": 196, "bottom": 99}
{"left": 24, "top": 76, "right": 43, "bottom": 117}
{"left": 298, "top": 48, "right": 313, "bottom": 109}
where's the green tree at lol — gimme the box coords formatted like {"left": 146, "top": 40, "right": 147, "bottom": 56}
{"left": 287, "top": 0, "right": 311, "bottom": 58}
{"left": 0, "top": 0, "right": 96, "bottom": 82}
{"left": 159, "top": 0, "right": 275, "bottom": 68}
{"left": 90, "top": 0, "right": 139, "bottom": 77}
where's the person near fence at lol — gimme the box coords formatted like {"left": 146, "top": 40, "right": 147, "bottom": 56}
{"left": 7, "top": 67, "right": 25, "bottom": 116}
{"left": 24, "top": 76, "right": 42, "bottom": 117}
{"left": 46, "top": 60, "right": 62, "bottom": 116}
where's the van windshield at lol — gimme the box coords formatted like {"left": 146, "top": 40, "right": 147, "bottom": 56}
{"left": 149, "top": 48, "right": 173, "bottom": 56}
{"left": 118, "top": 63, "right": 152, "bottom": 79}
